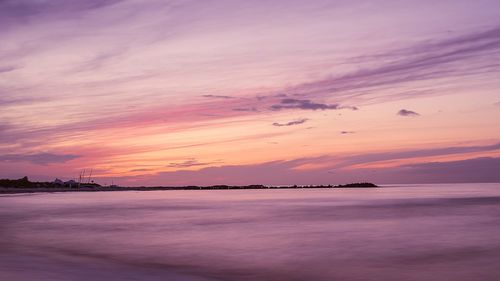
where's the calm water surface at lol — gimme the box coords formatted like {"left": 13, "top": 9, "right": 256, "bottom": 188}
{"left": 1, "top": 183, "right": 500, "bottom": 281}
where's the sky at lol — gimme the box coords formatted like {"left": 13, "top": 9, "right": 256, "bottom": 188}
{"left": 1, "top": 0, "right": 500, "bottom": 186}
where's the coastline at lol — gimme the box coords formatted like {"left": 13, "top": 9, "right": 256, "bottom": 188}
{"left": 0, "top": 183, "right": 377, "bottom": 194}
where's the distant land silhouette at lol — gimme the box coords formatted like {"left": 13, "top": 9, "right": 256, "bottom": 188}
{"left": 0, "top": 177, "right": 377, "bottom": 194}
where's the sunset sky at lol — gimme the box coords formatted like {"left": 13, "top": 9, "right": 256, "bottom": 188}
{"left": 1, "top": 0, "right": 500, "bottom": 186}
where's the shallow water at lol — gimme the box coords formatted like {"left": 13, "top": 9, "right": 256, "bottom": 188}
{"left": 1, "top": 183, "right": 500, "bottom": 281}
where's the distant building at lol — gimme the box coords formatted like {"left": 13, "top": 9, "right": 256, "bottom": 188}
{"left": 65, "top": 180, "right": 77, "bottom": 188}
{"left": 53, "top": 178, "right": 64, "bottom": 186}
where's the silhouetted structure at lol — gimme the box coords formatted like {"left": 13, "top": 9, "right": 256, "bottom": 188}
{"left": 0, "top": 177, "right": 377, "bottom": 194}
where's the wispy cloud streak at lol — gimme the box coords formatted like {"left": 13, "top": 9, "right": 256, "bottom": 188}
{"left": 0, "top": 153, "right": 80, "bottom": 165}
{"left": 276, "top": 26, "right": 500, "bottom": 103}
{"left": 272, "top": 119, "right": 308, "bottom": 127}
{"left": 0, "top": 65, "right": 17, "bottom": 74}
{"left": 167, "top": 159, "right": 222, "bottom": 168}
{"left": 270, "top": 99, "right": 356, "bottom": 111}
{"left": 202, "top": 94, "right": 234, "bottom": 99}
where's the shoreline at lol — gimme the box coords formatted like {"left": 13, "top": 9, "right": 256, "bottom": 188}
{"left": 0, "top": 183, "right": 378, "bottom": 194}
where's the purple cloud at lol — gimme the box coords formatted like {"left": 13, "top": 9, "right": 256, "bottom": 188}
{"left": 3, "top": 25, "right": 499, "bottom": 152}
{"left": 272, "top": 118, "right": 308, "bottom": 127}
{"left": 0, "top": 0, "right": 123, "bottom": 29}
{"left": 0, "top": 152, "right": 80, "bottom": 165}
{"left": 391, "top": 157, "right": 500, "bottom": 183}
{"left": 334, "top": 142, "right": 500, "bottom": 168}
{"left": 119, "top": 142, "right": 498, "bottom": 185}
{"left": 0, "top": 65, "right": 17, "bottom": 74}
{"left": 120, "top": 156, "right": 500, "bottom": 186}
{"left": 232, "top": 107, "right": 258, "bottom": 112}
{"left": 71, "top": 51, "right": 123, "bottom": 73}
{"left": 397, "top": 109, "right": 420, "bottom": 117}
{"left": 0, "top": 122, "right": 11, "bottom": 133}
{"left": 202, "top": 94, "right": 234, "bottom": 99}
{"left": 271, "top": 99, "right": 354, "bottom": 111}
{"left": 276, "top": 26, "right": 500, "bottom": 104}
{"left": 129, "top": 168, "right": 154, "bottom": 172}
{"left": 167, "top": 159, "right": 222, "bottom": 168}
{"left": 0, "top": 95, "right": 51, "bottom": 107}
{"left": 339, "top": 105, "right": 359, "bottom": 110}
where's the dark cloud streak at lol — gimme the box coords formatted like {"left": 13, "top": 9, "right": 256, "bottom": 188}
{"left": 167, "top": 159, "right": 222, "bottom": 168}
{"left": 397, "top": 109, "right": 420, "bottom": 116}
{"left": 202, "top": 94, "right": 234, "bottom": 99}
{"left": 270, "top": 99, "right": 356, "bottom": 111}
{"left": 272, "top": 118, "right": 308, "bottom": 127}
{"left": 232, "top": 107, "right": 258, "bottom": 112}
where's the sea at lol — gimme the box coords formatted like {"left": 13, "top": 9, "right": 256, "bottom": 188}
{"left": 1, "top": 183, "right": 500, "bottom": 281}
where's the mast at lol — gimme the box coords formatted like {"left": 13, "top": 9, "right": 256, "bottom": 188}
{"left": 80, "top": 169, "right": 85, "bottom": 188}
{"left": 88, "top": 169, "right": 93, "bottom": 184}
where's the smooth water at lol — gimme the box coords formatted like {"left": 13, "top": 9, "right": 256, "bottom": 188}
{"left": 1, "top": 184, "right": 500, "bottom": 281}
